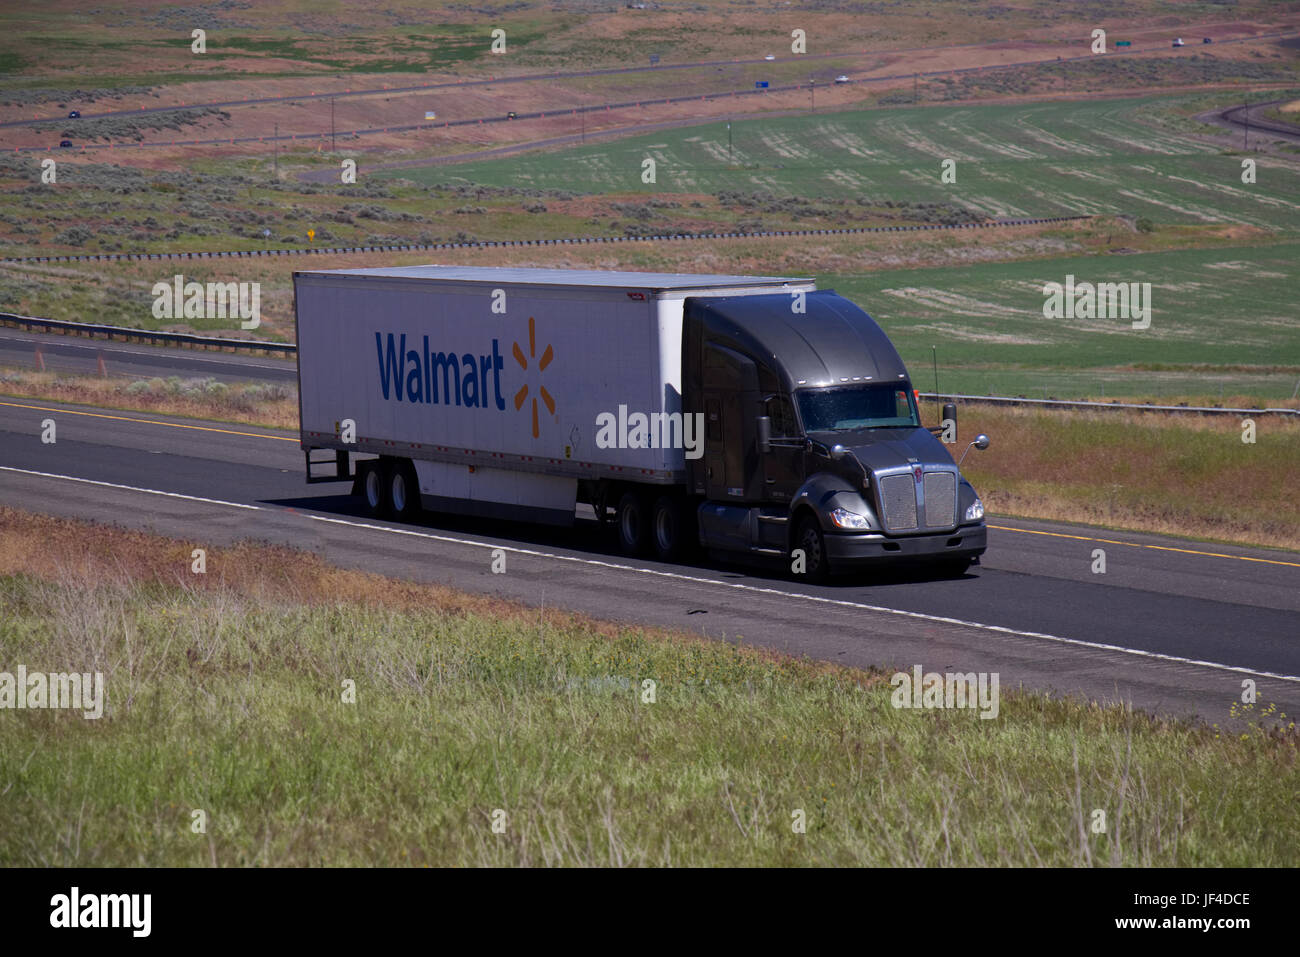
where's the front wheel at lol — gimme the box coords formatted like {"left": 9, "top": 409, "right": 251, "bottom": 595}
{"left": 793, "top": 516, "right": 831, "bottom": 583}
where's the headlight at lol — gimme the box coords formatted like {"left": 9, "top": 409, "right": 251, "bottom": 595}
{"left": 830, "top": 507, "right": 872, "bottom": 530}
{"left": 964, "top": 498, "right": 985, "bottom": 522}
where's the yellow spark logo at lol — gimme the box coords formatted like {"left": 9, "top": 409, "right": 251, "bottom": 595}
{"left": 512, "top": 316, "right": 555, "bottom": 439}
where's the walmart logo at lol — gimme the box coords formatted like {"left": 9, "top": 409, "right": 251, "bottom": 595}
{"left": 374, "top": 333, "right": 507, "bottom": 410}
{"left": 373, "top": 317, "right": 558, "bottom": 439}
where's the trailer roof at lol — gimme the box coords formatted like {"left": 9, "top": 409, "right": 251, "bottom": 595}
{"left": 295, "top": 265, "right": 810, "bottom": 290}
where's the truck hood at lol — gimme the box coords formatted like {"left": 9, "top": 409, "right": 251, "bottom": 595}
{"left": 818, "top": 427, "right": 956, "bottom": 473}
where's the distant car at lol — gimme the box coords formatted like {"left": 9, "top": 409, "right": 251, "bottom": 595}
{"left": 506, "top": 111, "right": 517, "bottom": 120}
{"left": 1172, "top": 37, "right": 1185, "bottom": 47}
{"left": 834, "top": 75, "right": 849, "bottom": 84}
{"left": 1202, "top": 37, "right": 1213, "bottom": 44}
{"left": 67, "top": 110, "right": 80, "bottom": 119}
{"left": 58, "top": 139, "right": 72, "bottom": 148}
{"left": 764, "top": 54, "right": 776, "bottom": 60}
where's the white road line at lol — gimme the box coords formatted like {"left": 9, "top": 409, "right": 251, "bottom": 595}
{"left": 0, "top": 465, "right": 262, "bottom": 510}
{"left": 307, "top": 515, "right": 1300, "bottom": 685}
{"left": 2, "top": 464, "right": 1296, "bottom": 685}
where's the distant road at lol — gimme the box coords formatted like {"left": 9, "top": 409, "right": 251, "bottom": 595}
{"left": 8, "top": 29, "right": 1296, "bottom": 153}
{"left": 1205, "top": 98, "right": 1300, "bottom": 145}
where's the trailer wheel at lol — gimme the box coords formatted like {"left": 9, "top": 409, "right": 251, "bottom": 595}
{"left": 616, "top": 490, "right": 650, "bottom": 556}
{"left": 651, "top": 495, "right": 694, "bottom": 562}
{"left": 389, "top": 460, "right": 421, "bottom": 521}
{"left": 362, "top": 461, "right": 390, "bottom": 518}
{"left": 793, "top": 516, "right": 830, "bottom": 583}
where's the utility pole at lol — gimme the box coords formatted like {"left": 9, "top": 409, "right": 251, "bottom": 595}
{"left": 1243, "top": 96, "right": 1248, "bottom": 151}
{"left": 727, "top": 121, "right": 732, "bottom": 162}
{"left": 810, "top": 79, "right": 815, "bottom": 112}
{"left": 331, "top": 96, "right": 336, "bottom": 153}
{"left": 274, "top": 123, "right": 278, "bottom": 179}
{"left": 581, "top": 104, "right": 585, "bottom": 144}
{"left": 914, "top": 72, "right": 918, "bottom": 104}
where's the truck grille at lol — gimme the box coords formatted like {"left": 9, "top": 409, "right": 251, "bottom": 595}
{"left": 879, "top": 474, "right": 917, "bottom": 531}
{"left": 878, "top": 470, "right": 957, "bottom": 532}
{"left": 923, "top": 471, "right": 957, "bottom": 528}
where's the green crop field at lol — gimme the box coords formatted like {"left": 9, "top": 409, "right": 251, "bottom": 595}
{"left": 406, "top": 94, "right": 1300, "bottom": 232}
{"left": 829, "top": 242, "right": 1300, "bottom": 401}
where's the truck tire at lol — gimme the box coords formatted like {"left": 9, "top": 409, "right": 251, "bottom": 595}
{"left": 616, "top": 490, "right": 650, "bottom": 556}
{"left": 793, "top": 516, "right": 831, "bottom": 583}
{"left": 651, "top": 494, "right": 694, "bottom": 562}
{"left": 362, "top": 461, "right": 390, "bottom": 518}
{"left": 389, "top": 459, "right": 421, "bottom": 521}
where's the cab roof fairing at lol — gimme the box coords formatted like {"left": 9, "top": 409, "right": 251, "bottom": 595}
{"left": 687, "top": 290, "right": 910, "bottom": 393}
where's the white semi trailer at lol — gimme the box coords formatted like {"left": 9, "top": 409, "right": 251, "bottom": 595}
{"left": 295, "top": 265, "right": 988, "bottom": 579}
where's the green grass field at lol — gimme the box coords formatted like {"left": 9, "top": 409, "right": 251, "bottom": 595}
{"left": 837, "top": 242, "right": 1300, "bottom": 401}
{"left": 1, "top": 516, "right": 1296, "bottom": 867}
{"left": 414, "top": 94, "right": 1300, "bottom": 232}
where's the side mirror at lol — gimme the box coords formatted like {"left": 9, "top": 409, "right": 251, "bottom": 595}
{"left": 757, "top": 415, "right": 772, "bottom": 454}
{"left": 942, "top": 402, "right": 956, "bottom": 433}
{"left": 958, "top": 433, "right": 990, "bottom": 466}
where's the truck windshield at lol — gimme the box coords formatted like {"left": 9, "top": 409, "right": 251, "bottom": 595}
{"left": 796, "top": 384, "right": 919, "bottom": 432}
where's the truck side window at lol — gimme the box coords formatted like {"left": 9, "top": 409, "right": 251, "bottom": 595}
{"left": 767, "top": 395, "right": 797, "bottom": 437}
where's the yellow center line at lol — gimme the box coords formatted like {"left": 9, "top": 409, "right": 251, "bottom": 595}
{"left": 0, "top": 399, "right": 298, "bottom": 443}
{"left": 988, "top": 524, "right": 1300, "bottom": 569}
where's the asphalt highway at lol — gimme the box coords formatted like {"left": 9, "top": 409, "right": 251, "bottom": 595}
{"left": 1, "top": 395, "right": 1296, "bottom": 724}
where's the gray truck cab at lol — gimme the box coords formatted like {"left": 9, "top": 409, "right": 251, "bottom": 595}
{"left": 684, "top": 290, "right": 987, "bottom": 578}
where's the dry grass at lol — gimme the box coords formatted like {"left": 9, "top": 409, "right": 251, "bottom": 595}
{"left": 947, "top": 402, "right": 1300, "bottom": 550}
{"left": 0, "top": 368, "right": 298, "bottom": 430}
{"left": 0, "top": 506, "right": 1296, "bottom": 866}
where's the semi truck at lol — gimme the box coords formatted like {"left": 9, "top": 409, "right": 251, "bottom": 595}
{"left": 294, "top": 266, "right": 989, "bottom": 579}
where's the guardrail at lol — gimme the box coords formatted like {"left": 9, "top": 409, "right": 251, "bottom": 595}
{"left": 0, "top": 312, "right": 296, "bottom": 356}
{"left": 0, "top": 216, "right": 1090, "bottom": 265}
{"left": 919, "top": 392, "right": 1298, "bottom": 418}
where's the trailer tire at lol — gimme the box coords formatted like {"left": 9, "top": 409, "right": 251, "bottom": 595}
{"left": 616, "top": 490, "right": 651, "bottom": 556}
{"left": 389, "top": 459, "right": 421, "bottom": 521}
{"left": 362, "top": 461, "right": 390, "bottom": 518}
{"left": 793, "top": 516, "right": 830, "bottom": 583}
{"left": 651, "top": 494, "right": 694, "bottom": 562}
